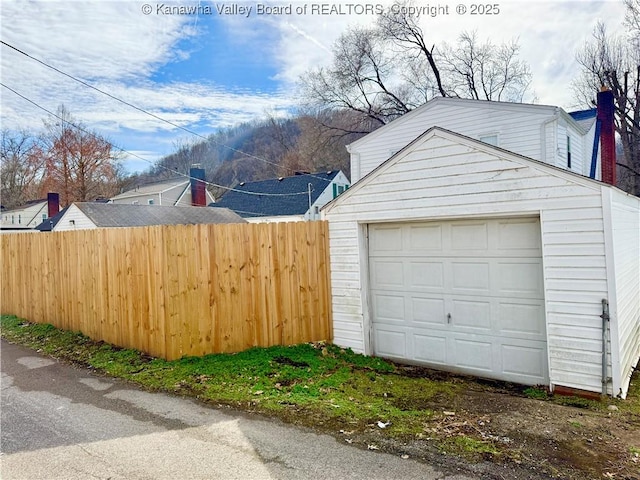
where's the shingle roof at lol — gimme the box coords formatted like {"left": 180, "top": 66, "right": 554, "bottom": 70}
{"left": 40, "top": 203, "right": 246, "bottom": 229}
{"left": 212, "top": 171, "right": 340, "bottom": 218}
{"left": 35, "top": 206, "right": 69, "bottom": 231}
{"left": 110, "top": 178, "right": 189, "bottom": 200}
{"left": 568, "top": 108, "right": 597, "bottom": 130}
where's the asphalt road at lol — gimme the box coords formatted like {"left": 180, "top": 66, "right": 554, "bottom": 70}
{"left": 0, "top": 340, "right": 475, "bottom": 480}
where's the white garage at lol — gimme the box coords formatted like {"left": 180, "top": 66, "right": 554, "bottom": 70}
{"left": 323, "top": 127, "right": 640, "bottom": 398}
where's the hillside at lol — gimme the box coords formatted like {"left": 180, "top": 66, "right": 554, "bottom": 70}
{"left": 133, "top": 112, "right": 364, "bottom": 200}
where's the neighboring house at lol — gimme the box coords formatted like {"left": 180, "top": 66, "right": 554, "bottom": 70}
{"left": 213, "top": 171, "right": 350, "bottom": 222}
{"left": 38, "top": 203, "right": 245, "bottom": 232}
{"left": 347, "top": 96, "right": 603, "bottom": 184}
{"left": 323, "top": 91, "right": 639, "bottom": 399}
{"left": 0, "top": 193, "right": 60, "bottom": 231}
{"left": 1, "top": 199, "right": 48, "bottom": 229}
{"left": 110, "top": 167, "right": 214, "bottom": 207}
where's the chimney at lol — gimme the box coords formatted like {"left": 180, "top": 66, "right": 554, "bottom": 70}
{"left": 47, "top": 192, "right": 60, "bottom": 218}
{"left": 189, "top": 165, "right": 207, "bottom": 206}
{"left": 597, "top": 88, "right": 616, "bottom": 186}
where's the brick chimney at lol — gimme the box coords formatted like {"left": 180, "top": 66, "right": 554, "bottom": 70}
{"left": 597, "top": 88, "right": 616, "bottom": 186}
{"left": 189, "top": 165, "right": 207, "bottom": 206}
{"left": 47, "top": 192, "right": 60, "bottom": 218}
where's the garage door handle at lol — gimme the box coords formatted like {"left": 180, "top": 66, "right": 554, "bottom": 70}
{"left": 447, "top": 313, "right": 452, "bottom": 324}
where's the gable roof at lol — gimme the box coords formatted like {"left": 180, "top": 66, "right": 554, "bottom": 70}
{"left": 53, "top": 203, "right": 246, "bottom": 229}
{"left": 568, "top": 108, "right": 597, "bottom": 131}
{"left": 111, "top": 178, "right": 189, "bottom": 200}
{"left": 213, "top": 171, "right": 341, "bottom": 218}
{"left": 35, "top": 206, "right": 70, "bottom": 231}
{"left": 347, "top": 96, "right": 588, "bottom": 152}
{"left": 326, "top": 126, "right": 629, "bottom": 213}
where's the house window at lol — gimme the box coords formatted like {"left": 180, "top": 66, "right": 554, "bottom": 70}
{"left": 479, "top": 134, "right": 498, "bottom": 146}
{"left": 42, "top": 213, "right": 47, "bottom": 221}
{"left": 567, "top": 136, "right": 572, "bottom": 169}
{"left": 148, "top": 199, "right": 154, "bottom": 205}
{"left": 18, "top": 214, "right": 21, "bottom": 224}
{"left": 337, "top": 185, "right": 345, "bottom": 194}
{"left": 314, "top": 206, "right": 319, "bottom": 215}
{"left": 11, "top": 215, "right": 15, "bottom": 224}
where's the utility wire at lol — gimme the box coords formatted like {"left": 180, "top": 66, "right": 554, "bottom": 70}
{"left": 0, "top": 40, "right": 333, "bottom": 184}
{"left": 1, "top": 82, "right": 311, "bottom": 197}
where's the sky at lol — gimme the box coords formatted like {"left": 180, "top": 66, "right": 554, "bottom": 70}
{"left": 0, "top": 0, "right": 628, "bottom": 174}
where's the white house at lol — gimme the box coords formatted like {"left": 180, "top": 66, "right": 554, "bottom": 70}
{"left": 323, "top": 93, "right": 639, "bottom": 399}
{"left": 1, "top": 193, "right": 60, "bottom": 231}
{"left": 111, "top": 167, "right": 214, "bottom": 207}
{"left": 213, "top": 171, "right": 350, "bottom": 223}
{"left": 347, "top": 96, "right": 603, "bottom": 184}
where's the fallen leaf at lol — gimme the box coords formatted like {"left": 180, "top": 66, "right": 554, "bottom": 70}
{"left": 368, "top": 444, "right": 379, "bottom": 450}
{"left": 443, "top": 411, "right": 456, "bottom": 416}
{"left": 377, "top": 421, "right": 390, "bottom": 429}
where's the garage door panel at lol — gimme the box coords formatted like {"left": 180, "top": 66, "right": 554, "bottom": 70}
{"left": 500, "top": 343, "right": 547, "bottom": 379}
{"left": 413, "top": 334, "right": 447, "bottom": 364}
{"left": 409, "top": 225, "right": 442, "bottom": 251}
{"left": 497, "top": 262, "right": 544, "bottom": 297}
{"left": 410, "top": 262, "right": 444, "bottom": 290}
{"left": 373, "top": 294, "right": 405, "bottom": 323}
{"left": 374, "top": 328, "right": 407, "bottom": 357}
{"left": 451, "top": 223, "right": 489, "bottom": 251}
{"left": 369, "top": 218, "right": 548, "bottom": 386}
{"left": 370, "top": 227, "right": 402, "bottom": 251}
{"left": 451, "top": 299, "right": 491, "bottom": 331}
{"left": 498, "top": 302, "right": 546, "bottom": 337}
{"left": 497, "top": 219, "right": 542, "bottom": 251}
{"left": 412, "top": 297, "right": 446, "bottom": 325}
{"left": 453, "top": 338, "right": 493, "bottom": 372}
{"left": 451, "top": 262, "right": 490, "bottom": 293}
{"left": 371, "top": 261, "right": 404, "bottom": 288}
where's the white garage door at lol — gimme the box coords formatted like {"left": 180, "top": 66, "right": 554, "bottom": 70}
{"left": 369, "top": 217, "right": 548, "bottom": 385}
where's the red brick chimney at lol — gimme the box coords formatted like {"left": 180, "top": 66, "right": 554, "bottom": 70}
{"left": 190, "top": 166, "right": 207, "bottom": 206}
{"left": 597, "top": 88, "right": 616, "bottom": 186}
{"left": 47, "top": 192, "right": 60, "bottom": 218}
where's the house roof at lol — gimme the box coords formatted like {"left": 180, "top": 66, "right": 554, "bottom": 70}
{"left": 35, "top": 206, "right": 70, "bottom": 231}
{"left": 568, "top": 108, "right": 597, "bottom": 130}
{"left": 45, "top": 203, "right": 246, "bottom": 229}
{"left": 110, "top": 178, "right": 189, "bottom": 200}
{"left": 347, "top": 96, "right": 589, "bottom": 152}
{"left": 212, "top": 171, "right": 341, "bottom": 218}
{"left": 1, "top": 198, "right": 47, "bottom": 213}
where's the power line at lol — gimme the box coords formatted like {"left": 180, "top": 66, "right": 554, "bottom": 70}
{"left": 1, "top": 82, "right": 310, "bottom": 197}
{"left": 0, "top": 40, "right": 333, "bottom": 184}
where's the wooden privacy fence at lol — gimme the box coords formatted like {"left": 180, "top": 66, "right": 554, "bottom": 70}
{"left": 1, "top": 221, "right": 332, "bottom": 360}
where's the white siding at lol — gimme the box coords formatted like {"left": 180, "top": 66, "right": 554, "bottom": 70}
{"left": 349, "top": 98, "right": 561, "bottom": 182}
{"left": 608, "top": 189, "right": 640, "bottom": 398}
{"left": 1, "top": 201, "right": 48, "bottom": 228}
{"left": 326, "top": 129, "right": 612, "bottom": 394}
{"left": 308, "top": 171, "right": 350, "bottom": 221}
{"left": 54, "top": 205, "right": 97, "bottom": 231}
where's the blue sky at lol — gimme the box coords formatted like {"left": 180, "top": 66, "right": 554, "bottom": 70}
{"left": 0, "top": 0, "right": 628, "bottom": 174}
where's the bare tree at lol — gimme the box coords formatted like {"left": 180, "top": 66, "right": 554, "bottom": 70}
{"left": 442, "top": 31, "right": 532, "bottom": 102}
{"left": 574, "top": 7, "right": 640, "bottom": 195}
{"left": 0, "top": 130, "right": 46, "bottom": 208}
{"left": 300, "top": 0, "right": 533, "bottom": 134}
{"left": 41, "top": 105, "right": 121, "bottom": 205}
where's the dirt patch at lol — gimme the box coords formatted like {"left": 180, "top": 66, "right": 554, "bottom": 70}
{"left": 261, "top": 366, "right": 640, "bottom": 480}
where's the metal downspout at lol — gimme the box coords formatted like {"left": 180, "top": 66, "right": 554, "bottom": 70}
{"left": 601, "top": 299, "right": 610, "bottom": 396}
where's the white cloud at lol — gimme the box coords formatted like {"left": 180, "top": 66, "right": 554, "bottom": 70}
{"left": 1, "top": 0, "right": 629, "bottom": 175}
